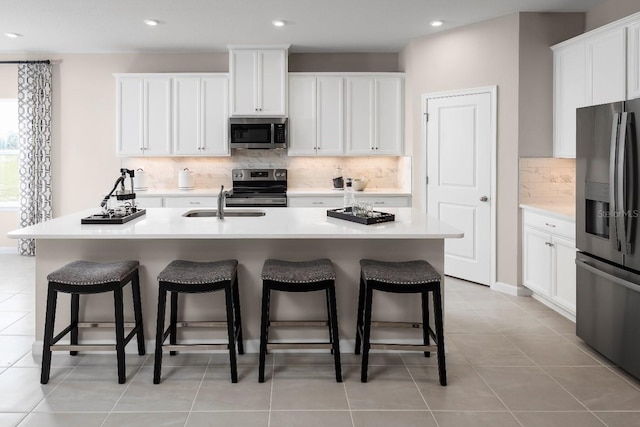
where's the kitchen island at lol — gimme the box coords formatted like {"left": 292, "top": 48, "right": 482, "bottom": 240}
{"left": 8, "top": 207, "right": 462, "bottom": 353}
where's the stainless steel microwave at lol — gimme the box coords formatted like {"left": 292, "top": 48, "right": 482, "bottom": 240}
{"left": 229, "top": 117, "right": 287, "bottom": 149}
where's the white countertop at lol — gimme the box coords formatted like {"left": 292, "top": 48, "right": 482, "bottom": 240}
{"left": 520, "top": 203, "right": 575, "bottom": 221}
{"left": 7, "top": 207, "right": 462, "bottom": 240}
{"left": 135, "top": 188, "right": 411, "bottom": 197}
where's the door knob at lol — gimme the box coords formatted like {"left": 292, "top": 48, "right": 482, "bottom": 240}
{"left": 480, "top": 196, "right": 488, "bottom": 202}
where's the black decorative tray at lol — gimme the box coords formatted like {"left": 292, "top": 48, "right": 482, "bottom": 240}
{"left": 327, "top": 207, "right": 395, "bottom": 225}
{"left": 81, "top": 209, "right": 146, "bottom": 224}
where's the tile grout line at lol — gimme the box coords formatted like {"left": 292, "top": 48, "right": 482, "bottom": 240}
{"left": 183, "top": 354, "right": 210, "bottom": 427}
{"left": 100, "top": 354, "right": 149, "bottom": 427}
{"left": 471, "top": 365, "right": 526, "bottom": 427}
{"left": 342, "top": 363, "right": 355, "bottom": 427}
{"left": 401, "top": 352, "right": 441, "bottom": 427}
{"left": 267, "top": 352, "right": 275, "bottom": 427}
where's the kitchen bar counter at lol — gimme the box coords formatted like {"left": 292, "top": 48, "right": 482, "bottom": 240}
{"left": 135, "top": 188, "right": 411, "bottom": 197}
{"left": 8, "top": 208, "right": 461, "bottom": 353}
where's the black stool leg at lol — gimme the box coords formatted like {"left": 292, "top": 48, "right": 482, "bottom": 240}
{"left": 113, "top": 286, "right": 127, "bottom": 384}
{"left": 70, "top": 293, "right": 79, "bottom": 356}
{"left": 258, "top": 284, "right": 270, "bottom": 383}
{"left": 131, "top": 271, "right": 146, "bottom": 356}
{"left": 153, "top": 286, "right": 167, "bottom": 384}
{"left": 422, "top": 291, "right": 431, "bottom": 357}
{"left": 326, "top": 288, "right": 334, "bottom": 355}
{"left": 41, "top": 286, "right": 58, "bottom": 384}
{"left": 360, "top": 285, "right": 374, "bottom": 383}
{"left": 354, "top": 274, "right": 366, "bottom": 355}
{"left": 225, "top": 283, "right": 238, "bottom": 383}
{"left": 433, "top": 284, "right": 447, "bottom": 386}
{"left": 328, "top": 283, "right": 342, "bottom": 383}
{"left": 169, "top": 291, "right": 178, "bottom": 356}
{"left": 232, "top": 274, "right": 244, "bottom": 355}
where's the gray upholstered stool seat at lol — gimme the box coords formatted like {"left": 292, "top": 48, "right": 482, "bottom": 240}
{"left": 360, "top": 259, "right": 440, "bottom": 284}
{"left": 356, "top": 258, "right": 446, "bottom": 386}
{"left": 47, "top": 260, "right": 139, "bottom": 285}
{"left": 154, "top": 259, "right": 243, "bottom": 384}
{"left": 157, "top": 260, "right": 238, "bottom": 284}
{"left": 41, "top": 260, "right": 145, "bottom": 385}
{"left": 259, "top": 258, "right": 342, "bottom": 383}
{"left": 262, "top": 259, "right": 336, "bottom": 283}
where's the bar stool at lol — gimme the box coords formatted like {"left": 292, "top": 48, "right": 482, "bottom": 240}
{"left": 153, "top": 260, "right": 243, "bottom": 384}
{"left": 355, "top": 259, "right": 446, "bottom": 385}
{"left": 41, "top": 260, "right": 145, "bottom": 384}
{"left": 259, "top": 259, "right": 342, "bottom": 383}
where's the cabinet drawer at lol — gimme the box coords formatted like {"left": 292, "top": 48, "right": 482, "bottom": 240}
{"left": 288, "top": 197, "right": 342, "bottom": 208}
{"left": 357, "top": 196, "right": 411, "bottom": 207}
{"left": 164, "top": 197, "right": 217, "bottom": 208}
{"left": 523, "top": 210, "right": 575, "bottom": 239}
{"left": 136, "top": 196, "right": 164, "bottom": 208}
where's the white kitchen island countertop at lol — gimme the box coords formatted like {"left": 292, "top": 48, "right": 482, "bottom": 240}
{"left": 8, "top": 207, "right": 462, "bottom": 240}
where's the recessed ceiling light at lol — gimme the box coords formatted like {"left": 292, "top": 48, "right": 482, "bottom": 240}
{"left": 430, "top": 20, "right": 445, "bottom": 27}
{"left": 144, "top": 19, "right": 160, "bottom": 27}
{"left": 4, "top": 32, "right": 22, "bottom": 38}
{"left": 272, "top": 20, "right": 286, "bottom": 27}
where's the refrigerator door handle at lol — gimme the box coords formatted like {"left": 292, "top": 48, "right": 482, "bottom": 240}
{"left": 610, "top": 113, "right": 622, "bottom": 252}
{"left": 617, "top": 112, "right": 630, "bottom": 254}
{"left": 576, "top": 258, "right": 640, "bottom": 293}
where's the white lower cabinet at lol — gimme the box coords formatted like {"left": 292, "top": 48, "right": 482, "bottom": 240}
{"left": 135, "top": 196, "right": 163, "bottom": 208}
{"left": 163, "top": 197, "right": 217, "bottom": 208}
{"left": 522, "top": 209, "right": 576, "bottom": 316}
{"left": 288, "top": 194, "right": 411, "bottom": 208}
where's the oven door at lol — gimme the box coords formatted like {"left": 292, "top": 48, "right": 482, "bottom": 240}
{"left": 225, "top": 194, "right": 287, "bottom": 208}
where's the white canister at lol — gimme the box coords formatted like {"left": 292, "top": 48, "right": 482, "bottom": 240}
{"left": 133, "top": 168, "right": 148, "bottom": 190}
{"left": 178, "top": 168, "right": 194, "bottom": 189}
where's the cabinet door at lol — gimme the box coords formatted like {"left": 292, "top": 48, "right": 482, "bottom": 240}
{"left": 288, "top": 76, "right": 317, "bottom": 155}
{"left": 201, "top": 76, "right": 229, "bottom": 156}
{"left": 375, "top": 77, "right": 404, "bottom": 155}
{"left": 346, "top": 77, "right": 375, "bottom": 155}
{"left": 259, "top": 50, "right": 287, "bottom": 116}
{"left": 316, "top": 76, "right": 345, "bottom": 156}
{"left": 136, "top": 196, "right": 164, "bottom": 208}
{"left": 523, "top": 226, "right": 552, "bottom": 296}
{"left": 172, "top": 77, "right": 201, "bottom": 155}
{"left": 554, "top": 42, "right": 586, "bottom": 158}
{"left": 144, "top": 78, "right": 172, "bottom": 156}
{"left": 288, "top": 196, "right": 342, "bottom": 208}
{"left": 230, "top": 50, "right": 258, "bottom": 116}
{"left": 586, "top": 27, "right": 627, "bottom": 105}
{"left": 356, "top": 196, "right": 411, "bottom": 207}
{"left": 628, "top": 21, "right": 640, "bottom": 100}
{"left": 116, "top": 77, "right": 144, "bottom": 155}
{"left": 164, "top": 197, "right": 217, "bottom": 208}
{"left": 552, "top": 234, "right": 577, "bottom": 313}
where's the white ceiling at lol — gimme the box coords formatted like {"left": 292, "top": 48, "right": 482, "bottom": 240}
{"left": 0, "top": 0, "right": 604, "bottom": 54}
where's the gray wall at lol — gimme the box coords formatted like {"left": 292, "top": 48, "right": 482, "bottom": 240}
{"left": 586, "top": 0, "right": 640, "bottom": 31}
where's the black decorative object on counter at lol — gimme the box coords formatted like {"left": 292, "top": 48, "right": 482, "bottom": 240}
{"left": 81, "top": 209, "right": 146, "bottom": 224}
{"left": 327, "top": 207, "right": 395, "bottom": 225}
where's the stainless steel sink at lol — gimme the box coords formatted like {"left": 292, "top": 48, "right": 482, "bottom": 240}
{"left": 182, "top": 209, "right": 266, "bottom": 218}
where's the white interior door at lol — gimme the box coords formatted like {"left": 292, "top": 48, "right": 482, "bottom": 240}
{"left": 426, "top": 90, "right": 493, "bottom": 285}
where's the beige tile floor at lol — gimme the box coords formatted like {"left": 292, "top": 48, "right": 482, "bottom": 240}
{"left": 1, "top": 253, "right": 640, "bottom": 426}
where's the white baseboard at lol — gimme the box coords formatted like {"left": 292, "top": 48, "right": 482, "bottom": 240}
{"left": 0, "top": 247, "right": 18, "bottom": 255}
{"left": 530, "top": 294, "right": 576, "bottom": 322}
{"left": 491, "top": 281, "right": 532, "bottom": 296}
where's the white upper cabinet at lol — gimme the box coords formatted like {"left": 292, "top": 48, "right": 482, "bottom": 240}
{"left": 116, "top": 75, "right": 172, "bottom": 156}
{"left": 346, "top": 75, "right": 404, "bottom": 156}
{"left": 229, "top": 48, "right": 287, "bottom": 116}
{"left": 629, "top": 21, "right": 640, "bottom": 99}
{"left": 553, "top": 41, "right": 586, "bottom": 158}
{"left": 585, "top": 27, "right": 627, "bottom": 105}
{"left": 172, "top": 75, "right": 229, "bottom": 156}
{"left": 288, "top": 75, "right": 344, "bottom": 156}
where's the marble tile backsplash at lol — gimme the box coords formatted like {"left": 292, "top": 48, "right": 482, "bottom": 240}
{"left": 519, "top": 157, "right": 575, "bottom": 205}
{"left": 121, "top": 151, "right": 406, "bottom": 190}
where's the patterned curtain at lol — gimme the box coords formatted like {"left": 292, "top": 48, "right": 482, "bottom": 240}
{"left": 17, "top": 63, "right": 52, "bottom": 256}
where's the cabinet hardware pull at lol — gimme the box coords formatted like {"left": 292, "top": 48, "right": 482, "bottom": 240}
{"left": 312, "top": 201, "right": 324, "bottom": 205}
{"left": 190, "top": 202, "right": 200, "bottom": 205}
{"left": 545, "top": 223, "right": 556, "bottom": 228}
{"left": 480, "top": 196, "right": 488, "bottom": 202}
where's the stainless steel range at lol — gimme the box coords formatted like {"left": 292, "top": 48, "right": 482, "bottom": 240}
{"left": 226, "top": 168, "right": 287, "bottom": 207}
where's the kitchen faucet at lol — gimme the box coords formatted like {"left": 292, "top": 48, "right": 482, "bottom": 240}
{"left": 217, "top": 185, "right": 232, "bottom": 219}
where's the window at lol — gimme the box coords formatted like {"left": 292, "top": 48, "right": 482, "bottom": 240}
{"left": 0, "top": 99, "right": 19, "bottom": 209}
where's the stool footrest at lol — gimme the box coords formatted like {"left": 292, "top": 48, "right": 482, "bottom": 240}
{"left": 175, "top": 321, "right": 228, "bottom": 328}
{"left": 370, "top": 343, "right": 438, "bottom": 352}
{"left": 370, "top": 321, "right": 423, "bottom": 329}
{"left": 51, "top": 344, "right": 117, "bottom": 352}
{"left": 77, "top": 322, "right": 137, "bottom": 328}
{"left": 267, "top": 342, "right": 333, "bottom": 350}
{"left": 163, "top": 344, "right": 229, "bottom": 351}
{"left": 269, "top": 321, "right": 328, "bottom": 327}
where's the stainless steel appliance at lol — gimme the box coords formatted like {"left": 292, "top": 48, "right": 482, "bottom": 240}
{"left": 229, "top": 117, "right": 287, "bottom": 149}
{"left": 226, "top": 168, "right": 287, "bottom": 207}
{"left": 576, "top": 98, "right": 640, "bottom": 379}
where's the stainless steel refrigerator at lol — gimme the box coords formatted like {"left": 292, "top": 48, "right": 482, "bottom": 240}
{"left": 576, "top": 98, "right": 640, "bottom": 379}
